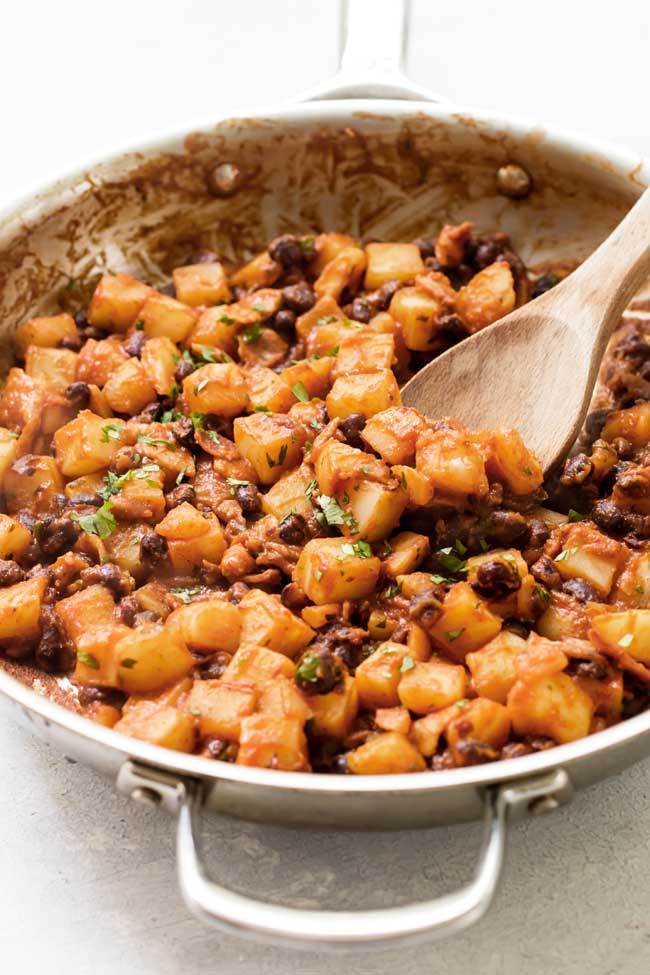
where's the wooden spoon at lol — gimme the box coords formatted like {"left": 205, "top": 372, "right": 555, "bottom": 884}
{"left": 401, "top": 188, "right": 650, "bottom": 472}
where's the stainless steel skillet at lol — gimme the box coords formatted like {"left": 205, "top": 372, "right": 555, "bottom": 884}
{"left": 1, "top": 0, "right": 649, "bottom": 950}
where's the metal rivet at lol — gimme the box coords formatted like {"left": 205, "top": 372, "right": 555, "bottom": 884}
{"left": 528, "top": 795, "right": 559, "bottom": 816}
{"left": 130, "top": 786, "right": 162, "bottom": 807}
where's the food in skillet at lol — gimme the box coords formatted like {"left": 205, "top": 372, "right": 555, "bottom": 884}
{"left": 1, "top": 225, "right": 649, "bottom": 774}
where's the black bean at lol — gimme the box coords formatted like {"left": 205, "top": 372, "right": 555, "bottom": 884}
{"left": 560, "top": 453, "right": 593, "bottom": 487}
{"left": 228, "top": 581, "right": 250, "bottom": 604}
{"left": 408, "top": 589, "right": 443, "bottom": 627}
{"left": 119, "top": 595, "right": 140, "bottom": 626}
{"left": 576, "top": 659, "right": 609, "bottom": 680}
{"left": 166, "top": 484, "right": 196, "bottom": 510}
{"left": 281, "top": 283, "right": 315, "bottom": 314}
{"left": 0, "top": 560, "right": 26, "bottom": 586}
{"left": 413, "top": 237, "right": 436, "bottom": 259}
{"left": 530, "top": 555, "right": 561, "bottom": 589}
{"left": 485, "top": 509, "right": 529, "bottom": 547}
{"left": 171, "top": 416, "right": 195, "bottom": 448}
{"left": 59, "top": 334, "right": 82, "bottom": 352}
{"left": 526, "top": 519, "right": 550, "bottom": 552}
{"left": 174, "top": 359, "right": 195, "bottom": 383}
{"left": 591, "top": 499, "right": 628, "bottom": 534}
{"left": 281, "top": 582, "right": 309, "bottom": 612}
{"left": 474, "top": 240, "right": 503, "bottom": 269}
{"left": 561, "top": 578, "right": 602, "bottom": 603}
{"left": 350, "top": 297, "right": 371, "bottom": 323}
{"left": 294, "top": 647, "right": 344, "bottom": 694}
{"left": 472, "top": 559, "right": 521, "bottom": 599}
{"left": 80, "top": 563, "right": 131, "bottom": 598}
{"left": 278, "top": 512, "right": 308, "bottom": 545}
{"left": 123, "top": 330, "right": 146, "bottom": 358}
{"left": 67, "top": 493, "right": 103, "bottom": 508}
{"left": 64, "top": 381, "right": 91, "bottom": 407}
{"left": 331, "top": 754, "right": 350, "bottom": 774}
{"left": 236, "top": 483, "right": 261, "bottom": 515}
{"left": 200, "top": 652, "right": 233, "bottom": 680}
{"left": 140, "top": 532, "right": 168, "bottom": 564}
{"left": 531, "top": 273, "right": 560, "bottom": 298}
{"left": 274, "top": 309, "right": 296, "bottom": 330}
{"left": 36, "top": 515, "right": 81, "bottom": 558}
{"left": 158, "top": 282, "right": 176, "bottom": 297}
{"left": 77, "top": 685, "right": 127, "bottom": 708}
{"left": 35, "top": 604, "right": 75, "bottom": 673}
{"left": 339, "top": 412, "right": 366, "bottom": 448}
{"left": 269, "top": 235, "right": 303, "bottom": 270}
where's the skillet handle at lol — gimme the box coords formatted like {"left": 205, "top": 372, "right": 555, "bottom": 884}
{"left": 162, "top": 768, "right": 569, "bottom": 949}
{"left": 292, "top": 0, "right": 448, "bottom": 104}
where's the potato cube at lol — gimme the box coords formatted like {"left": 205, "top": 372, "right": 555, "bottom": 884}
{"left": 114, "top": 705, "right": 195, "bottom": 752}
{"left": 15, "top": 313, "right": 79, "bottom": 357}
{"left": 611, "top": 553, "right": 650, "bottom": 608}
{"left": 301, "top": 603, "right": 342, "bottom": 629}
{"left": 244, "top": 366, "right": 295, "bottom": 414}
{"left": 507, "top": 671, "right": 594, "bottom": 744}
{"left": 456, "top": 262, "right": 515, "bottom": 333}
{"left": 355, "top": 642, "right": 410, "bottom": 709}
{"left": 280, "top": 357, "right": 334, "bottom": 400}
{"left": 76, "top": 337, "right": 130, "bottom": 386}
{"left": 326, "top": 370, "right": 400, "bottom": 420}
{"left": 0, "top": 513, "right": 31, "bottom": 560}
{"left": 397, "top": 658, "right": 467, "bottom": 713}
{"left": 233, "top": 413, "right": 303, "bottom": 485}
{"left": 87, "top": 273, "right": 152, "bottom": 332}
{"left": 236, "top": 714, "right": 309, "bottom": 771}
{"left": 314, "top": 246, "right": 366, "bottom": 301}
{"left": 389, "top": 285, "right": 449, "bottom": 351}
{"left": 427, "top": 582, "right": 502, "bottom": 661}
{"left": 0, "top": 429, "right": 19, "bottom": 486}
{"left": 383, "top": 532, "right": 430, "bottom": 578}
{"left": 552, "top": 523, "right": 627, "bottom": 597}
{"left": 392, "top": 465, "right": 434, "bottom": 507}
{"left": 310, "top": 233, "right": 357, "bottom": 275}
{"left": 183, "top": 362, "right": 248, "bottom": 417}
{"left": 104, "top": 524, "right": 150, "bottom": 582}
{"left": 306, "top": 672, "right": 358, "bottom": 739}
{"left": 446, "top": 698, "right": 511, "bottom": 764}
{"left": 155, "top": 502, "right": 226, "bottom": 571}
{"left": 189, "top": 306, "right": 239, "bottom": 356}
{"left": 113, "top": 624, "right": 195, "bottom": 695}
{"left": 239, "top": 589, "right": 315, "bottom": 657}
{"left": 187, "top": 680, "right": 257, "bottom": 741}
{"left": 54, "top": 411, "right": 126, "bottom": 477}
{"left": 73, "top": 623, "right": 132, "bottom": 687}
{"left": 364, "top": 242, "right": 424, "bottom": 290}
{"left": 375, "top": 706, "right": 411, "bottom": 735}
{"left": 166, "top": 598, "right": 241, "bottom": 653}
{"left": 56, "top": 584, "right": 117, "bottom": 645}
{"left": 229, "top": 251, "right": 282, "bottom": 290}
{"left": 261, "top": 468, "right": 314, "bottom": 521}
{"left": 258, "top": 676, "right": 312, "bottom": 724}
{"left": 4, "top": 454, "right": 64, "bottom": 514}
{"left": 416, "top": 427, "right": 489, "bottom": 503}
{"left": 0, "top": 368, "right": 45, "bottom": 431}
{"left": 172, "top": 262, "right": 230, "bottom": 307}
{"left": 466, "top": 630, "right": 527, "bottom": 703}
{"left": 103, "top": 358, "right": 157, "bottom": 415}
{"left": 0, "top": 575, "right": 47, "bottom": 645}
{"left": 25, "top": 347, "right": 77, "bottom": 394}
{"left": 141, "top": 336, "right": 179, "bottom": 396}
{"left": 435, "top": 222, "right": 473, "bottom": 267}
{"left": 314, "top": 440, "right": 388, "bottom": 497}
{"left": 346, "top": 732, "right": 426, "bottom": 774}
{"left": 590, "top": 610, "right": 650, "bottom": 665}
{"left": 295, "top": 295, "right": 344, "bottom": 342}
{"left": 221, "top": 644, "right": 295, "bottom": 689}
{"left": 361, "top": 407, "right": 427, "bottom": 465}
{"left": 410, "top": 707, "right": 457, "bottom": 757}
{"left": 602, "top": 402, "right": 650, "bottom": 449}
{"left": 293, "top": 538, "right": 381, "bottom": 604}
{"left": 334, "top": 332, "right": 395, "bottom": 376}
{"left": 344, "top": 480, "right": 408, "bottom": 542}
{"left": 480, "top": 428, "right": 543, "bottom": 496}
{"left": 139, "top": 292, "right": 197, "bottom": 342}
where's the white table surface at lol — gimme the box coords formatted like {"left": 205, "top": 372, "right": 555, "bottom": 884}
{"left": 2, "top": 1, "right": 650, "bottom": 972}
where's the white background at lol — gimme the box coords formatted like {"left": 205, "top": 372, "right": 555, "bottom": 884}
{"left": 2, "top": 2, "right": 650, "bottom": 973}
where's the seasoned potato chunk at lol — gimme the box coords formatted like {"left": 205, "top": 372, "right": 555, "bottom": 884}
{"left": 602, "top": 402, "right": 650, "bottom": 449}
{"left": 166, "top": 598, "right": 241, "bottom": 653}
{"left": 233, "top": 413, "right": 303, "bottom": 485}
{"left": 416, "top": 426, "right": 489, "bottom": 504}
{"left": 239, "top": 589, "right": 315, "bottom": 657}
{"left": 388, "top": 281, "right": 453, "bottom": 351}
{"left": 139, "top": 293, "right": 197, "bottom": 342}
{"left": 155, "top": 502, "right": 226, "bottom": 571}
{"left": 392, "top": 465, "right": 434, "bottom": 507}
{"left": 552, "top": 523, "right": 627, "bottom": 597}
{"left": 15, "top": 313, "right": 78, "bottom": 357}
{"left": 189, "top": 306, "right": 239, "bottom": 356}
{"left": 4, "top": 454, "right": 64, "bottom": 514}
{"left": 187, "top": 680, "right": 257, "bottom": 741}
{"left": 115, "top": 705, "right": 195, "bottom": 752}
{"left": 0, "top": 575, "right": 47, "bottom": 645}
{"left": 397, "top": 658, "right": 467, "bottom": 713}
{"left": 140, "top": 336, "right": 178, "bottom": 396}
{"left": 344, "top": 480, "right": 408, "bottom": 542}
{"left": 306, "top": 672, "right": 358, "bottom": 739}
{"left": 361, "top": 407, "right": 427, "bottom": 465}
{"left": 261, "top": 467, "right": 314, "bottom": 521}
{"left": 103, "top": 358, "right": 157, "bottom": 415}
{"left": 56, "top": 584, "right": 117, "bottom": 645}
{"left": 334, "top": 332, "right": 395, "bottom": 376}
{"left": 446, "top": 698, "right": 511, "bottom": 764}
{"left": 25, "top": 347, "right": 77, "bottom": 394}
{"left": 456, "top": 262, "right": 515, "bottom": 333}
{"left": 221, "top": 644, "right": 295, "bottom": 689}
{"left": 0, "top": 514, "right": 31, "bottom": 559}
{"left": 73, "top": 623, "right": 132, "bottom": 688}
{"left": 245, "top": 366, "right": 296, "bottom": 414}
{"left": 355, "top": 642, "right": 410, "bottom": 709}
{"left": 113, "top": 624, "right": 195, "bottom": 695}
{"left": 294, "top": 538, "right": 381, "bottom": 604}
{"left": 87, "top": 273, "right": 152, "bottom": 332}
{"left": 326, "top": 370, "right": 401, "bottom": 420}
{"left": 435, "top": 222, "right": 473, "bottom": 267}
{"left": 258, "top": 675, "right": 312, "bottom": 723}
{"left": 236, "top": 714, "right": 310, "bottom": 771}
{"left": 0, "top": 429, "right": 19, "bottom": 485}
{"left": 346, "top": 732, "right": 426, "bottom": 774}
{"left": 364, "top": 242, "right": 424, "bottom": 290}
{"left": 54, "top": 411, "right": 126, "bottom": 477}
{"left": 590, "top": 610, "right": 650, "bottom": 665}
{"left": 466, "top": 630, "right": 527, "bottom": 703}
{"left": 480, "top": 428, "right": 543, "bottom": 495}
{"left": 426, "top": 582, "right": 502, "bottom": 661}
{"left": 508, "top": 670, "right": 594, "bottom": 744}
{"left": 314, "top": 246, "right": 366, "bottom": 301}
{"left": 172, "top": 262, "right": 230, "bottom": 307}
{"left": 183, "top": 363, "right": 248, "bottom": 417}
{"left": 280, "top": 357, "right": 334, "bottom": 401}
{"left": 76, "top": 337, "right": 129, "bottom": 386}
{"left": 382, "top": 532, "right": 430, "bottom": 578}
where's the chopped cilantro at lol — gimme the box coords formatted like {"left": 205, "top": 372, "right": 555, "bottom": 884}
{"left": 70, "top": 501, "right": 116, "bottom": 540}
{"left": 522, "top": 465, "right": 532, "bottom": 475}
{"left": 618, "top": 633, "right": 634, "bottom": 648}
{"left": 227, "top": 477, "right": 250, "bottom": 496}
{"left": 251, "top": 304, "right": 266, "bottom": 314}
{"left": 533, "top": 584, "right": 551, "bottom": 606}
{"left": 299, "top": 236, "right": 315, "bottom": 257}
{"left": 304, "top": 478, "right": 318, "bottom": 499}
{"left": 454, "top": 538, "right": 468, "bottom": 556}
{"left": 399, "top": 471, "right": 407, "bottom": 489}
{"left": 568, "top": 509, "right": 584, "bottom": 523}
{"left": 430, "top": 574, "right": 448, "bottom": 584}
{"left": 317, "top": 315, "right": 338, "bottom": 326}
{"left": 170, "top": 586, "right": 202, "bottom": 604}
{"left": 193, "top": 379, "right": 208, "bottom": 394}
{"left": 242, "top": 322, "right": 262, "bottom": 344}
{"left": 383, "top": 582, "right": 402, "bottom": 599}
{"left": 479, "top": 538, "right": 490, "bottom": 552}
{"left": 291, "top": 381, "right": 310, "bottom": 403}
{"left": 636, "top": 584, "right": 645, "bottom": 594}
{"left": 189, "top": 412, "right": 205, "bottom": 430}
{"left": 77, "top": 651, "right": 100, "bottom": 670}
{"left": 316, "top": 494, "right": 358, "bottom": 531}
{"left": 135, "top": 319, "right": 145, "bottom": 331}
{"left": 176, "top": 468, "right": 186, "bottom": 485}
{"left": 100, "top": 423, "right": 123, "bottom": 443}
{"left": 218, "top": 313, "right": 235, "bottom": 325}
{"left": 554, "top": 546, "right": 578, "bottom": 562}
{"left": 438, "top": 547, "right": 467, "bottom": 575}
{"left": 314, "top": 569, "right": 323, "bottom": 581}
{"left": 120, "top": 658, "right": 137, "bottom": 669}
{"left": 445, "top": 628, "right": 465, "bottom": 642}
{"left": 400, "top": 655, "right": 416, "bottom": 673}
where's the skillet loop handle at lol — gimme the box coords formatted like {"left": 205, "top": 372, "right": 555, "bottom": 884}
{"left": 174, "top": 770, "right": 570, "bottom": 950}
{"left": 293, "top": 0, "right": 448, "bottom": 104}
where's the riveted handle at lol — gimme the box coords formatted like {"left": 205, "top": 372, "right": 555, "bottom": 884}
{"left": 292, "top": 0, "right": 448, "bottom": 104}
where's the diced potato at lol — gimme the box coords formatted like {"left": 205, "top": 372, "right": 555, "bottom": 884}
{"left": 189, "top": 306, "right": 239, "bottom": 356}
{"left": 536, "top": 591, "right": 592, "bottom": 641}
{"left": 233, "top": 413, "right": 303, "bottom": 485}
{"left": 236, "top": 714, "right": 310, "bottom": 771}
{"left": 227, "top": 289, "right": 282, "bottom": 326}
{"left": 172, "top": 262, "right": 230, "bottom": 307}
{"left": 87, "top": 273, "right": 152, "bottom": 332}
{"left": 326, "top": 370, "right": 400, "bottom": 420}
{"left": 590, "top": 609, "right": 650, "bottom": 665}
{"left": 364, "top": 242, "right": 424, "bottom": 290}
{"left": 612, "top": 553, "right": 650, "bottom": 608}
{"left": 310, "top": 233, "right": 357, "bottom": 275}
{"left": 388, "top": 284, "right": 451, "bottom": 351}
{"left": 314, "top": 246, "right": 366, "bottom": 301}
{"left": 54, "top": 411, "right": 126, "bottom": 477}
{"left": 139, "top": 293, "right": 197, "bottom": 342}
{"left": 88, "top": 703, "right": 122, "bottom": 728}
{"left": 346, "top": 732, "right": 426, "bottom": 774}
{"left": 466, "top": 630, "right": 527, "bottom": 703}
{"left": 305, "top": 320, "right": 353, "bottom": 358}
{"left": 334, "top": 332, "right": 395, "bottom": 376}
{"left": 183, "top": 362, "right": 248, "bottom": 417}
{"left": 361, "top": 407, "right": 427, "bottom": 465}
{"left": 141, "top": 336, "right": 179, "bottom": 396}
{"left": 245, "top": 366, "right": 295, "bottom": 414}
{"left": 427, "top": 582, "right": 502, "bottom": 661}
{"left": 239, "top": 589, "right": 315, "bottom": 657}
{"left": 0, "top": 513, "right": 31, "bottom": 559}
{"left": 301, "top": 603, "right": 341, "bottom": 628}
{"left": 104, "top": 524, "right": 150, "bottom": 582}
{"left": 76, "top": 337, "right": 130, "bottom": 386}
{"left": 114, "top": 624, "right": 195, "bottom": 695}
{"left": 456, "top": 262, "right": 515, "bottom": 333}
{"left": 103, "top": 358, "right": 157, "bottom": 415}
{"left": 406, "top": 622, "right": 433, "bottom": 661}
{"left": 392, "top": 465, "right": 434, "bottom": 507}
{"left": 507, "top": 671, "right": 594, "bottom": 744}
{"left": 306, "top": 672, "right": 358, "bottom": 739}
{"left": 410, "top": 706, "right": 457, "bottom": 757}
{"left": 552, "top": 523, "right": 627, "bottom": 597}
{"left": 416, "top": 427, "right": 489, "bottom": 503}
{"left": 166, "top": 598, "right": 241, "bottom": 653}
{"left": 375, "top": 706, "right": 411, "bottom": 735}
{"left": 280, "top": 357, "right": 334, "bottom": 401}
{"left": 296, "top": 295, "right": 344, "bottom": 342}
{"left": 314, "top": 440, "right": 388, "bottom": 497}
{"left": 344, "top": 480, "right": 408, "bottom": 542}
{"left": 480, "top": 428, "right": 543, "bottom": 495}
{"left": 383, "top": 532, "right": 430, "bottom": 578}
{"left": 446, "top": 698, "right": 511, "bottom": 765}
{"left": 0, "top": 575, "right": 47, "bottom": 645}
{"left": 56, "top": 584, "right": 117, "bottom": 645}
{"left": 114, "top": 705, "right": 195, "bottom": 752}
{"left": 229, "top": 251, "right": 282, "bottom": 289}
{"left": 73, "top": 623, "right": 131, "bottom": 687}
{"left": 398, "top": 572, "right": 436, "bottom": 598}
{"left": 0, "top": 368, "right": 45, "bottom": 431}
{"left": 186, "top": 680, "right": 257, "bottom": 741}
{"left": 602, "top": 402, "right": 650, "bottom": 449}
{"left": 294, "top": 538, "right": 381, "bottom": 604}
{"left": 435, "top": 222, "right": 473, "bottom": 267}
{"left": 221, "top": 644, "right": 295, "bottom": 689}
{"left": 398, "top": 658, "right": 467, "bottom": 713}
{"left": 257, "top": 675, "right": 312, "bottom": 724}
{"left": 25, "top": 347, "right": 77, "bottom": 394}
{"left": 238, "top": 327, "right": 288, "bottom": 369}
{"left": 355, "top": 642, "right": 410, "bottom": 709}
{"left": 155, "top": 502, "right": 226, "bottom": 572}
{"left": 0, "top": 429, "right": 19, "bottom": 485}
{"left": 15, "top": 313, "right": 79, "bottom": 357}
{"left": 261, "top": 467, "right": 314, "bottom": 521}
{"left": 5, "top": 455, "right": 64, "bottom": 514}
